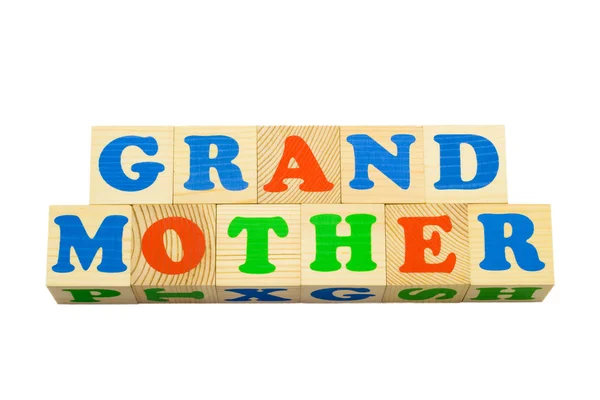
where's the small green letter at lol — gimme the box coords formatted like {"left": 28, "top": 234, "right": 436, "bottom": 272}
{"left": 228, "top": 216, "right": 289, "bottom": 274}
{"left": 63, "top": 288, "right": 121, "bottom": 303}
{"left": 471, "top": 287, "right": 542, "bottom": 301}
{"left": 144, "top": 288, "right": 205, "bottom": 302}
{"left": 398, "top": 288, "right": 457, "bottom": 301}
{"left": 309, "top": 214, "right": 377, "bottom": 272}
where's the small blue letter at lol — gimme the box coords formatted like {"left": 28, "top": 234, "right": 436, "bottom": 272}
{"left": 310, "top": 287, "right": 375, "bottom": 301}
{"left": 225, "top": 288, "right": 290, "bottom": 302}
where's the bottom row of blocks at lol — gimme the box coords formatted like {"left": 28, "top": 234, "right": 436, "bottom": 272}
{"left": 46, "top": 203, "right": 554, "bottom": 303}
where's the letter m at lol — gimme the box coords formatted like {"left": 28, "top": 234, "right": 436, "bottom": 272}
{"left": 51, "top": 215, "right": 129, "bottom": 273}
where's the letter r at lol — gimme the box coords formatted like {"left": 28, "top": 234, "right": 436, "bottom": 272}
{"left": 478, "top": 213, "right": 545, "bottom": 272}
{"left": 184, "top": 135, "right": 248, "bottom": 191}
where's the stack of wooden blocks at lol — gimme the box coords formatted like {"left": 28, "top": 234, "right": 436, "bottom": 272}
{"left": 46, "top": 126, "right": 554, "bottom": 303}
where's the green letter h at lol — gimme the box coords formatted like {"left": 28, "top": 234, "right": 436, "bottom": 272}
{"left": 309, "top": 214, "right": 377, "bottom": 272}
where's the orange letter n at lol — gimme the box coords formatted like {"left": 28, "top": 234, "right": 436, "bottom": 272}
{"left": 264, "top": 136, "right": 333, "bottom": 192}
{"left": 397, "top": 215, "right": 456, "bottom": 273}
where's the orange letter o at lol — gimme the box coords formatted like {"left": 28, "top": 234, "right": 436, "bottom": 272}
{"left": 141, "top": 217, "right": 205, "bottom": 275}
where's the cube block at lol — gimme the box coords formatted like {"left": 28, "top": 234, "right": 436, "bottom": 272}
{"left": 257, "top": 126, "right": 341, "bottom": 204}
{"left": 216, "top": 204, "right": 301, "bottom": 302}
{"left": 131, "top": 204, "right": 217, "bottom": 303}
{"left": 465, "top": 204, "right": 554, "bottom": 302}
{"left": 46, "top": 205, "right": 136, "bottom": 304}
{"left": 301, "top": 204, "right": 386, "bottom": 303}
{"left": 90, "top": 126, "right": 174, "bottom": 204}
{"left": 383, "top": 204, "right": 470, "bottom": 302}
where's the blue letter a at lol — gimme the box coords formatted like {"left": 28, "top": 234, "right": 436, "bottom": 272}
{"left": 434, "top": 134, "right": 499, "bottom": 190}
{"left": 347, "top": 134, "right": 415, "bottom": 190}
{"left": 51, "top": 215, "right": 129, "bottom": 273}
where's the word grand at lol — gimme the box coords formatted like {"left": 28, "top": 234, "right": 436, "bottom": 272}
{"left": 46, "top": 125, "right": 554, "bottom": 303}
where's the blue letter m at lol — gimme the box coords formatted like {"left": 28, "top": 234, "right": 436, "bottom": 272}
{"left": 51, "top": 215, "right": 129, "bottom": 273}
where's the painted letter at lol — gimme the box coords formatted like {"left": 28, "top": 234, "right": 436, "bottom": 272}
{"left": 184, "top": 135, "right": 248, "bottom": 191}
{"left": 435, "top": 134, "right": 499, "bottom": 190}
{"left": 478, "top": 213, "right": 545, "bottom": 271}
{"left": 397, "top": 215, "right": 455, "bottom": 273}
{"left": 144, "top": 288, "right": 205, "bottom": 302}
{"left": 397, "top": 288, "right": 457, "bottom": 301}
{"left": 264, "top": 136, "right": 333, "bottom": 192}
{"left": 142, "top": 217, "right": 205, "bottom": 275}
{"left": 347, "top": 134, "right": 415, "bottom": 190}
{"left": 471, "top": 287, "right": 542, "bottom": 301}
{"left": 228, "top": 217, "right": 288, "bottom": 274}
{"left": 225, "top": 288, "right": 291, "bottom": 302}
{"left": 310, "top": 287, "right": 375, "bottom": 301}
{"left": 310, "top": 214, "right": 377, "bottom": 272}
{"left": 52, "top": 215, "right": 128, "bottom": 273}
{"left": 98, "top": 136, "right": 165, "bottom": 191}
{"left": 63, "top": 289, "right": 122, "bottom": 303}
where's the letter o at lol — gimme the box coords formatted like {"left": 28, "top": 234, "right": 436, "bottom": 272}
{"left": 141, "top": 217, "right": 205, "bottom": 275}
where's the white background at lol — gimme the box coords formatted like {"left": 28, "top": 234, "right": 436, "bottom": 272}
{"left": 0, "top": 1, "right": 597, "bottom": 399}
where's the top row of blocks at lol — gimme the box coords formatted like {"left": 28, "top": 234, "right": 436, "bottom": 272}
{"left": 90, "top": 125, "right": 508, "bottom": 205}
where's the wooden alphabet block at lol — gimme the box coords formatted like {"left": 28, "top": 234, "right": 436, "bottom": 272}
{"left": 174, "top": 126, "right": 258, "bottom": 204}
{"left": 465, "top": 204, "right": 554, "bottom": 302}
{"left": 341, "top": 126, "right": 425, "bottom": 203}
{"left": 301, "top": 204, "right": 386, "bottom": 303}
{"left": 131, "top": 204, "right": 217, "bottom": 303}
{"left": 383, "top": 204, "right": 470, "bottom": 302}
{"left": 46, "top": 205, "right": 136, "bottom": 304}
{"left": 424, "top": 125, "right": 507, "bottom": 203}
{"left": 216, "top": 205, "right": 301, "bottom": 302}
{"left": 257, "top": 126, "right": 341, "bottom": 204}
{"left": 90, "top": 126, "right": 174, "bottom": 204}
